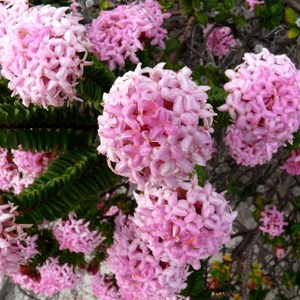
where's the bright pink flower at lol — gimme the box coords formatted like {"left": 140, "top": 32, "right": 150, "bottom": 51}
{"left": 281, "top": 150, "right": 300, "bottom": 176}
{"left": 98, "top": 63, "right": 215, "bottom": 190}
{"left": 205, "top": 25, "right": 237, "bottom": 58}
{"left": 0, "top": 147, "right": 52, "bottom": 194}
{"left": 134, "top": 176, "right": 237, "bottom": 270}
{"left": 0, "top": 202, "right": 38, "bottom": 275}
{"left": 87, "top": 0, "right": 169, "bottom": 70}
{"left": 219, "top": 48, "right": 300, "bottom": 166}
{"left": 245, "top": 0, "right": 264, "bottom": 11}
{"left": 0, "top": 2, "right": 91, "bottom": 108}
{"left": 259, "top": 205, "right": 287, "bottom": 237}
{"left": 106, "top": 214, "right": 190, "bottom": 300}
{"left": 11, "top": 257, "right": 82, "bottom": 296}
{"left": 53, "top": 212, "right": 102, "bottom": 254}
{"left": 92, "top": 272, "right": 121, "bottom": 300}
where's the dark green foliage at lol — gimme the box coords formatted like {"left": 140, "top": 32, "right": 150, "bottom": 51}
{"left": 0, "top": 101, "right": 98, "bottom": 151}
{"left": 181, "top": 267, "right": 211, "bottom": 299}
{"left": 83, "top": 55, "right": 117, "bottom": 92}
{"left": 29, "top": 0, "right": 70, "bottom": 6}
{"left": 3, "top": 147, "right": 120, "bottom": 224}
{"left": 249, "top": 288, "right": 270, "bottom": 300}
{"left": 255, "top": 0, "right": 284, "bottom": 29}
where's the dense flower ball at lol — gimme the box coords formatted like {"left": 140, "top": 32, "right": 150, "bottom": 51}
{"left": 205, "top": 25, "right": 237, "bottom": 58}
{"left": 0, "top": 202, "right": 38, "bottom": 275}
{"left": 259, "top": 206, "right": 287, "bottom": 237}
{"left": 53, "top": 212, "right": 102, "bottom": 254}
{"left": 281, "top": 150, "right": 300, "bottom": 176}
{"left": 92, "top": 272, "right": 121, "bottom": 300}
{"left": 134, "top": 177, "right": 237, "bottom": 270}
{"left": 98, "top": 63, "right": 215, "bottom": 190}
{"left": 106, "top": 214, "right": 190, "bottom": 300}
{"left": 0, "top": 147, "right": 52, "bottom": 194}
{"left": 11, "top": 257, "right": 82, "bottom": 296}
{"left": 87, "top": 0, "right": 169, "bottom": 70}
{"left": 0, "top": 2, "right": 91, "bottom": 108}
{"left": 219, "top": 48, "right": 300, "bottom": 166}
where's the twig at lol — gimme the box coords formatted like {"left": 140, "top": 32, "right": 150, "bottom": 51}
{"left": 240, "top": 230, "right": 260, "bottom": 300}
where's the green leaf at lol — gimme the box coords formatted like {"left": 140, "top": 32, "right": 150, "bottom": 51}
{"left": 288, "top": 27, "right": 300, "bottom": 39}
{"left": 194, "top": 165, "right": 206, "bottom": 186}
{"left": 195, "top": 11, "right": 208, "bottom": 24}
{"left": 285, "top": 7, "right": 298, "bottom": 25}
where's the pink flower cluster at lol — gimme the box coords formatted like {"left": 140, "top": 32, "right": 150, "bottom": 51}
{"left": 134, "top": 177, "right": 237, "bottom": 270}
{"left": 0, "top": 202, "right": 38, "bottom": 275}
{"left": 0, "top": 1, "right": 91, "bottom": 108}
{"left": 245, "top": 0, "right": 264, "bottom": 11}
{"left": 87, "top": 0, "right": 169, "bottom": 70}
{"left": 0, "top": 147, "right": 52, "bottom": 194}
{"left": 281, "top": 150, "right": 300, "bottom": 176}
{"left": 205, "top": 25, "right": 237, "bottom": 58}
{"left": 92, "top": 272, "right": 121, "bottom": 300}
{"left": 219, "top": 48, "right": 300, "bottom": 166}
{"left": 259, "top": 205, "right": 287, "bottom": 237}
{"left": 53, "top": 212, "right": 102, "bottom": 254}
{"left": 98, "top": 63, "right": 215, "bottom": 190}
{"left": 106, "top": 214, "right": 190, "bottom": 300}
{"left": 11, "top": 257, "right": 82, "bottom": 296}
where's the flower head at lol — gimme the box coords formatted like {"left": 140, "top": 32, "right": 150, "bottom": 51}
{"left": 87, "top": 0, "right": 169, "bottom": 70}
{"left": 98, "top": 63, "right": 215, "bottom": 190}
{"left": 205, "top": 25, "right": 237, "bottom": 58}
{"left": 0, "top": 147, "right": 52, "bottom": 194}
{"left": 0, "top": 202, "right": 37, "bottom": 275}
{"left": 259, "top": 205, "right": 287, "bottom": 237}
{"left": 281, "top": 150, "right": 300, "bottom": 176}
{"left": 0, "top": 2, "right": 91, "bottom": 108}
{"left": 219, "top": 48, "right": 300, "bottom": 166}
{"left": 92, "top": 272, "right": 121, "bottom": 300}
{"left": 53, "top": 212, "right": 102, "bottom": 254}
{"left": 134, "top": 177, "right": 237, "bottom": 270}
{"left": 11, "top": 257, "right": 82, "bottom": 296}
{"left": 245, "top": 0, "right": 264, "bottom": 11}
{"left": 106, "top": 214, "right": 190, "bottom": 300}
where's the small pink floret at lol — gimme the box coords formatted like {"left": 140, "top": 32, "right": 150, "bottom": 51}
{"left": 259, "top": 205, "right": 287, "bottom": 237}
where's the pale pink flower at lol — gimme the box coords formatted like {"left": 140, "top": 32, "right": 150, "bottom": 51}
{"left": 105, "top": 206, "right": 119, "bottom": 216}
{"left": 205, "top": 25, "right": 237, "bottom": 58}
{"left": 134, "top": 176, "right": 237, "bottom": 270}
{"left": 259, "top": 205, "right": 287, "bottom": 237}
{"left": 106, "top": 214, "right": 190, "bottom": 300}
{"left": 91, "top": 272, "right": 121, "bottom": 300}
{"left": 11, "top": 257, "right": 82, "bottom": 296}
{"left": 87, "top": 0, "right": 169, "bottom": 70}
{"left": 219, "top": 48, "right": 300, "bottom": 166}
{"left": 53, "top": 212, "right": 102, "bottom": 254}
{"left": 0, "top": 202, "right": 37, "bottom": 275}
{"left": 0, "top": 147, "right": 52, "bottom": 194}
{"left": 0, "top": 2, "right": 91, "bottom": 108}
{"left": 98, "top": 63, "right": 215, "bottom": 190}
{"left": 225, "top": 125, "right": 279, "bottom": 167}
{"left": 245, "top": 0, "right": 264, "bottom": 11}
{"left": 274, "top": 245, "right": 286, "bottom": 259}
{"left": 281, "top": 150, "right": 300, "bottom": 176}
